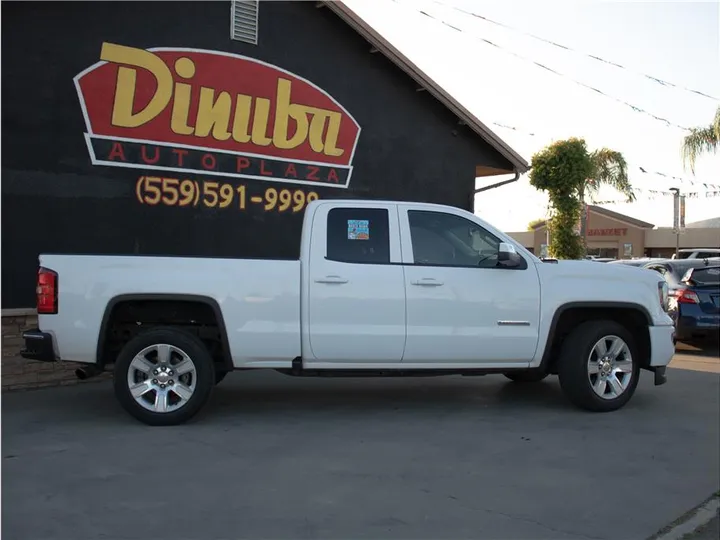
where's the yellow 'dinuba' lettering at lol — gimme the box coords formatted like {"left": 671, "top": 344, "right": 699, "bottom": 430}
{"left": 101, "top": 42, "right": 173, "bottom": 128}
{"left": 273, "top": 79, "right": 309, "bottom": 149}
{"left": 251, "top": 98, "right": 273, "bottom": 146}
{"left": 195, "top": 88, "right": 232, "bottom": 141}
{"left": 170, "top": 57, "right": 195, "bottom": 135}
{"left": 171, "top": 82, "right": 194, "bottom": 135}
{"left": 322, "top": 112, "right": 344, "bottom": 157}
{"left": 307, "top": 108, "right": 344, "bottom": 157}
{"left": 101, "top": 43, "right": 347, "bottom": 156}
{"left": 232, "top": 95, "right": 252, "bottom": 143}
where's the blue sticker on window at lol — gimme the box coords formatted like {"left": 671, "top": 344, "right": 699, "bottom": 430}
{"left": 347, "top": 219, "right": 370, "bottom": 240}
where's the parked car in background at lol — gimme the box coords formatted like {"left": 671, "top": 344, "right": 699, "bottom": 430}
{"left": 671, "top": 248, "right": 720, "bottom": 260}
{"left": 609, "top": 258, "right": 664, "bottom": 267}
{"left": 642, "top": 259, "right": 720, "bottom": 344}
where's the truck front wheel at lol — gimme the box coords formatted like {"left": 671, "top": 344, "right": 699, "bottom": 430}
{"left": 113, "top": 327, "right": 216, "bottom": 426}
{"left": 557, "top": 320, "right": 640, "bottom": 412}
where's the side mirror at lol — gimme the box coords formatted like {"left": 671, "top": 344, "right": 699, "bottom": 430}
{"left": 497, "top": 242, "right": 522, "bottom": 267}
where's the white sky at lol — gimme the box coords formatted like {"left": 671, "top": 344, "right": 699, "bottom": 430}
{"left": 343, "top": 0, "right": 720, "bottom": 231}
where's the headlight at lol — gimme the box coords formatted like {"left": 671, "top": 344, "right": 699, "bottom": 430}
{"left": 658, "top": 281, "right": 669, "bottom": 311}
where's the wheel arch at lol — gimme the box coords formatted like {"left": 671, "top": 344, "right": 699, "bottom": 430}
{"left": 96, "top": 293, "right": 233, "bottom": 372}
{"left": 539, "top": 301, "right": 653, "bottom": 372}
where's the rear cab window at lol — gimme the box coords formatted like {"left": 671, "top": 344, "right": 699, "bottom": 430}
{"left": 326, "top": 207, "right": 390, "bottom": 264}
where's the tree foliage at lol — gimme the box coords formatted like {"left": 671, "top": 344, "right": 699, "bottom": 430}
{"left": 585, "top": 149, "right": 634, "bottom": 203}
{"left": 529, "top": 138, "right": 592, "bottom": 259}
{"left": 681, "top": 105, "right": 720, "bottom": 174}
{"left": 527, "top": 218, "right": 546, "bottom": 231}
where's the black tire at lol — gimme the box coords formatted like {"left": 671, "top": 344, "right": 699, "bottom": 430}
{"left": 113, "top": 326, "right": 215, "bottom": 426}
{"left": 503, "top": 370, "right": 548, "bottom": 383}
{"left": 215, "top": 370, "right": 228, "bottom": 385}
{"left": 557, "top": 320, "right": 640, "bottom": 412}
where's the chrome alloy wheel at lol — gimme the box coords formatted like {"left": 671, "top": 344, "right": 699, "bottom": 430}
{"left": 126, "top": 344, "right": 197, "bottom": 413}
{"left": 587, "top": 335, "right": 633, "bottom": 400}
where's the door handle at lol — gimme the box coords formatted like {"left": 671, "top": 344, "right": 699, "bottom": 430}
{"left": 410, "top": 278, "right": 444, "bottom": 286}
{"left": 315, "top": 275, "right": 349, "bottom": 284}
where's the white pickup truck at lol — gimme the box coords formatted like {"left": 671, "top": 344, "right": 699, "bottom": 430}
{"left": 22, "top": 199, "right": 675, "bottom": 425}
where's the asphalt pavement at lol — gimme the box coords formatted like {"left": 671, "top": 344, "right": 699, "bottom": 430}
{"left": 3, "top": 345, "right": 719, "bottom": 540}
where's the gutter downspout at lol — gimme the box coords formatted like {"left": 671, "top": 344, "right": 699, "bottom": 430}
{"left": 474, "top": 170, "right": 520, "bottom": 194}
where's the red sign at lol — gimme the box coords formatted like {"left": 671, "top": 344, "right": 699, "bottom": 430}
{"left": 74, "top": 43, "right": 361, "bottom": 188}
{"left": 588, "top": 228, "right": 628, "bottom": 237}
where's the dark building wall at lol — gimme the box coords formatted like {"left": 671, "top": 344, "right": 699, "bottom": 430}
{"left": 1, "top": 1, "right": 512, "bottom": 309}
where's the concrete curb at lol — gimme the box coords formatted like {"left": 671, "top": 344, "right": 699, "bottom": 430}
{"left": 648, "top": 493, "right": 720, "bottom": 540}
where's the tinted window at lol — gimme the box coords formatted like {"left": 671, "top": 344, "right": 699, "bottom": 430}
{"left": 408, "top": 210, "right": 501, "bottom": 268}
{"left": 326, "top": 208, "right": 390, "bottom": 264}
{"left": 668, "top": 260, "right": 715, "bottom": 281}
{"left": 684, "top": 267, "right": 720, "bottom": 286}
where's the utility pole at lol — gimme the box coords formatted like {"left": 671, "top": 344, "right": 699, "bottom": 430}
{"left": 670, "top": 187, "right": 681, "bottom": 258}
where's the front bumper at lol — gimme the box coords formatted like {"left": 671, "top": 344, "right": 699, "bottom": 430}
{"left": 20, "top": 329, "right": 57, "bottom": 362}
{"left": 648, "top": 324, "right": 675, "bottom": 367}
{"left": 643, "top": 324, "right": 674, "bottom": 387}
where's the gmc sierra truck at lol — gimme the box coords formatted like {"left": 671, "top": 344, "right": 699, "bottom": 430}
{"left": 21, "top": 199, "right": 675, "bottom": 425}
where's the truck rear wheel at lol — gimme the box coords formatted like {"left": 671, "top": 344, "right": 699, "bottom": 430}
{"left": 113, "top": 327, "right": 215, "bottom": 426}
{"left": 557, "top": 320, "right": 640, "bottom": 412}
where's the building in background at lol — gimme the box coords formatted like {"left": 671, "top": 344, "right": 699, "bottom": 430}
{"left": 507, "top": 206, "right": 720, "bottom": 258}
{"left": 686, "top": 217, "right": 720, "bottom": 229}
{"left": 1, "top": 0, "right": 528, "bottom": 310}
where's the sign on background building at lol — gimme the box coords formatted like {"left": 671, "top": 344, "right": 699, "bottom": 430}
{"left": 75, "top": 43, "right": 362, "bottom": 216}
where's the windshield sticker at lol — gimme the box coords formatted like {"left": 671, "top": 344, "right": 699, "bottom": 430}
{"left": 347, "top": 219, "right": 369, "bottom": 240}
{"left": 706, "top": 268, "right": 720, "bottom": 275}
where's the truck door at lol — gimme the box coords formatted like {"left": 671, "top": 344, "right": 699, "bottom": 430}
{"left": 305, "top": 202, "right": 406, "bottom": 363}
{"left": 398, "top": 205, "right": 541, "bottom": 365}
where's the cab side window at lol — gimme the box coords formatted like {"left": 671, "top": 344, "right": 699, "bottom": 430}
{"left": 408, "top": 210, "right": 503, "bottom": 268}
{"left": 326, "top": 207, "right": 390, "bottom": 264}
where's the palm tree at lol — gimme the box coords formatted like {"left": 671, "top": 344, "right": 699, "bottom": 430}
{"left": 681, "top": 105, "right": 720, "bottom": 174}
{"left": 579, "top": 149, "right": 634, "bottom": 249}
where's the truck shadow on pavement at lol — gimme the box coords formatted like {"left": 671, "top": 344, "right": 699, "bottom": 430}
{"left": 0, "top": 369, "right": 687, "bottom": 427}
{"left": 200, "top": 372, "right": 665, "bottom": 424}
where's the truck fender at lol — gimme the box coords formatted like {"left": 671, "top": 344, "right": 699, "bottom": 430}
{"left": 96, "top": 293, "right": 234, "bottom": 371}
{"left": 538, "top": 301, "right": 653, "bottom": 370}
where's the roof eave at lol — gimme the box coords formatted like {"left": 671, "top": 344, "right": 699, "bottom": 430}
{"left": 322, "top": 1, "right": 530, "bottom": 175}
{"left": 588, "top": 205, "right": 655, "bottom": 229}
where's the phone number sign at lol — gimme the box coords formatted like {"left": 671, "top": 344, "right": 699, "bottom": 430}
{"left": 136, "top": 176, "right": 319, "bottom": 213}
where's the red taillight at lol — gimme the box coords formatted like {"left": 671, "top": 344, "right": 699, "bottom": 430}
{"left": 674, "top": 288, "right": 700, "bottom": 304}
{"left": 37, "top": 267, "right": 58, "bottom": 314}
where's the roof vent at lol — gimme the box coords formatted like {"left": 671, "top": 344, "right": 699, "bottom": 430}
{"left": 231, "top": 0, "right": 259, "bottom": 45}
